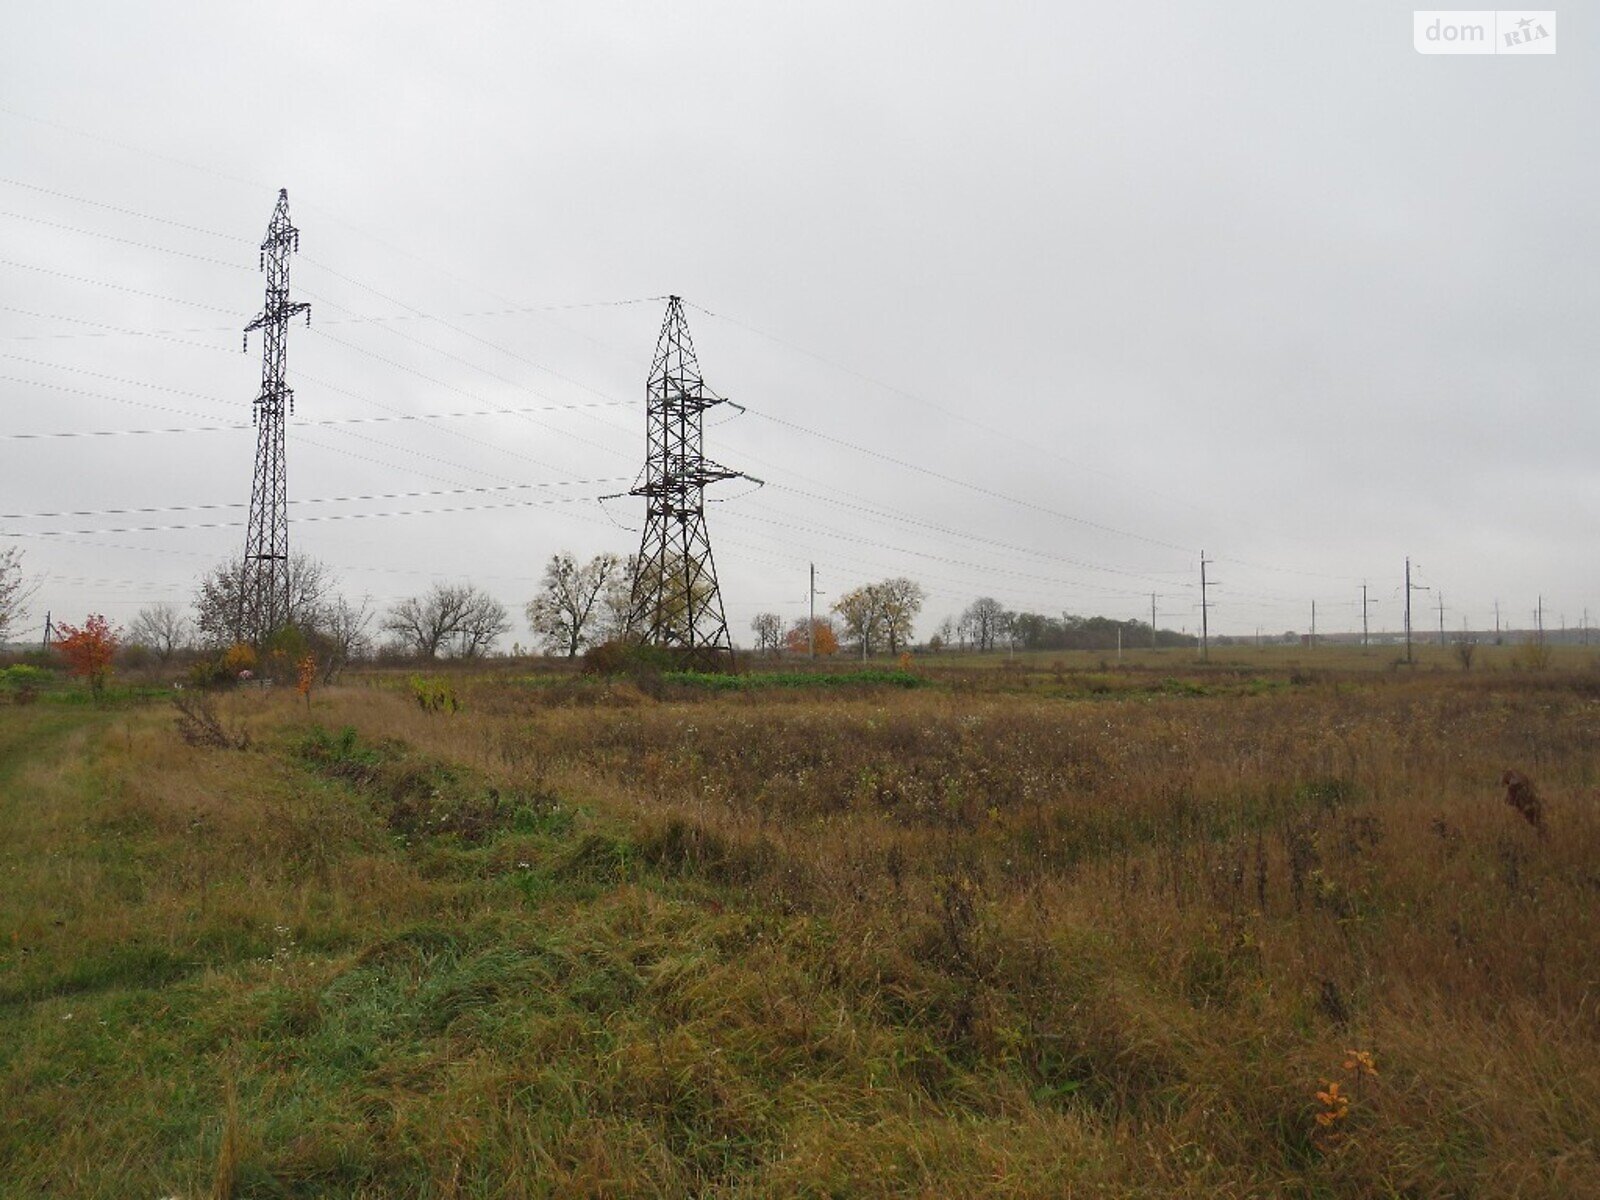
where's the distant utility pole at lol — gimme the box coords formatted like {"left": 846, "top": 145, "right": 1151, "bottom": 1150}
{"left": 1310, "top": 600, "right": 1317, "bottom": 648}
{"left": 41, "top": 611, "right": 53, "bottom": 650}
{"left": 1199, "top": 551, "right": 1216, "bottom": 663}
{"left": 1437, "top": 592, "right": 1446, "bottom": 646}
{"left": 1150, "top": 593, "right": 1158, "bottom": 650}
{"left": 807, "top": 562, "right": 823, "bottom": 660}
{"left": 1584, "top": 608, "right": 1591, "bottom": 647}
{"left": 1404, "top": 556, "right": 1429, "bottom": 666}
{"left": 1405, "top": 559, "right": 1412, "bottom": 663}
{"left": 1361, "top": 583, "right": 1378, "bottom": 647}
{"left": 1536, "top": 595, "right": 1545, "bottom": 644}
{"left": 1494, "top": 599, "right": 1501, "bottom": 640}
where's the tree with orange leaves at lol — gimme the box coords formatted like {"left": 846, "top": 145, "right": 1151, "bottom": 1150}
{"left": 295, "top": 654, "right": 317, "bottom": 710}
{"left": 55, "top": 614, "right": 120, "bottom": 699}
{"left": 784, "top": 616, "right": 839, "bottom": 656}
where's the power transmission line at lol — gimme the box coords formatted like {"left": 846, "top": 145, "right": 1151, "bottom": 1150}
{"left": 749, "top": 488, "right": 1192, "bottom": 590}
{"left": 4, "top": 493, "right": 609, "bottom": 539}
{"left": 625, "top": 297, "right": 749, "bottom": 663}
{"left": 3, "top": 184, "right": 1325, "bottom": 620}
{"left": 0, "top": 210, "right": 252, "bottom": 270}
{"left": 0, "top": 258, "right": 238, "bottom": 314}
{"left": 2, "top": 401, "right": 628, "bottom": 442}
{"left": 742, "top": 406, "right": 1194, "bottom": 555}
{"left": 688, "top": 298, "right": 1368, "bottom": 588}
{"left": 1, "top": 477, "right": 627, "bottom": 522}
{"left": 4, "top": 156, "right": 1470, "bottom": 634}
{"left": 237, "top": 189, "right": 310, "bottom": 642}
{"left": 0, "top": 175, "right": 247, "bottom": 240}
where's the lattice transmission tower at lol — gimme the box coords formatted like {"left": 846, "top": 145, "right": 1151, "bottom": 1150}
{"left": 238, "top": 189, "right": 310, "bottom": 644}
{"left": 626, "top": 296, "right": 749, "bottom": 665}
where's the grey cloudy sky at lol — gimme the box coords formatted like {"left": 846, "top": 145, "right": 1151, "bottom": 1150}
{"left": 2, "top": 2, "right": 1595, "bottom": 646}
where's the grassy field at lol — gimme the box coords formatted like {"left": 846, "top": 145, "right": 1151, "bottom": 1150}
{"left": 2, "top": 651, "right": 1597, "bottom": 1197}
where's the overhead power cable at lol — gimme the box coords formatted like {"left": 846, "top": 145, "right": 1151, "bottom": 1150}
{"left": 741, "top": 406, "right": 1194, "bottom": 555}
{"left": 719, "top": 508, "right": 1179, "bottom": 600}
{"left": 304, "top": 322, "right": 634, "bottom": 465}
{"left": 3, "top": 401, "right": 629, "bottom": 442}
{"left": 0, "top": 176, "right": 247, "bottom": 240}
{"left": 0, "top": 258, "right": 238, "bottom": 314}
{"left": 1, "top": 476, "right": 628, "bottom": 522}
{"left": 690, "top": 298, "right": 1369, "bottom": 587}
{"left": 3, "top": 492, "right": 614, "bottom": 539}
{"left": 0, "top": 210, "right": 252, "bottom": 270}
{"left": 756, "top": 483, "right": 1193, "bottom": 589}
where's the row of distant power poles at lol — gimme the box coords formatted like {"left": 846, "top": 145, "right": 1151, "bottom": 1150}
{"left": 795, "top": 557, "right": 1580, "bottom": 665}
{"left": 1192, "top": 554, "right": 1579, "bottom": 664}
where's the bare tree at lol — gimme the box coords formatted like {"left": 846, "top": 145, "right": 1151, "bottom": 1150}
{"left": 961, "top": 596, "right": 1006, "bottom": 652}
{"left": 385, "top": 583, "right": 510, "bottom": 658}
{"left": 192, "top": 554, "right": 332, "bottom": 648}
{"left": 750, "top": 612, "right": 783, "bottom": 655}
{"left": 384, "top": 589, "right": 460, "bottom": 659}
{"left": 876, "top": 577, "right": 926, "bottom": 655}
{"left": 596, "top": 554, "right": 639, "bottom": 643}
{"left": 130, "top": 602, "right": 190, "bottom": 662}
{"left": 526, "top": 552, "right": 623, "bottom": 657}
{"left": 833, "top": 584, "right": 886, "bottom": 657}
{"left": 999, "top": 607, "right": 1020, "bottom": 652}
{"left": 316, "top": 594, "right": 375, "bottom": 681}
{"left": 0, "top": 547, "right": 35, "bottom": 644}
{"left": 456, "top": 589, "right": 510, "bottom": 658}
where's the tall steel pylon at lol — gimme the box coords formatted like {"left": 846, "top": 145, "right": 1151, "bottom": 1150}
{"left": 626, "top": 296, "right": 747, "bottom": 664}
{"left": 238, "top": 189, "right": 310, "bottom": 644}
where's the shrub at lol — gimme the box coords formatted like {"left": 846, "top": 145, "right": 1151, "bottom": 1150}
{"left": 409, "top": 675, "right": 459, "bottom": 713}
{"left": 1514, "top": 640, "right": 1552, "bottom": 671}
{"left": 222, "top": 643, "right": 258, "bottom": 676}
{"left": 54, "top": 615, "right": 119, "bottom": 699}
{"left": 186, "top": 655, "right": 234, "bottom": 690}
{"left": 0, "top": 664, "right": 53, "bottom": 691}
{"left": 172, "top": 692, "right": 250, "bottom": 750}
{"left": 582, "top": 639, "right": 670, "bottom": 675}
{"left": 1, "top": 663, "right": 52, "bottom": 705}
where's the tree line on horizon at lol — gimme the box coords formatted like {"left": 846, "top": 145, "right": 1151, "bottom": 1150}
{"left": 1, "top": 546, "right": 1198, "bottom": 679}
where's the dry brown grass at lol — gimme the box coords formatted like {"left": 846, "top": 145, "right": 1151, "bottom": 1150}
{"left": 1, "top": 660, "right": 1597, "bottom": 1195}
{"left": 443, "top": 670, "right": 1600, "bottom": 1194}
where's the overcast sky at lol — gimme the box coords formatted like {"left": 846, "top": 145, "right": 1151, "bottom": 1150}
{"left": 2, "top": 2, "right": 1595, "bottom": 647}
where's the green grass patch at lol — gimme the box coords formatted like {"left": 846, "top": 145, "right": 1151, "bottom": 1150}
{"left": 663, "top": 668, "right": 927, "bottom": 691}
